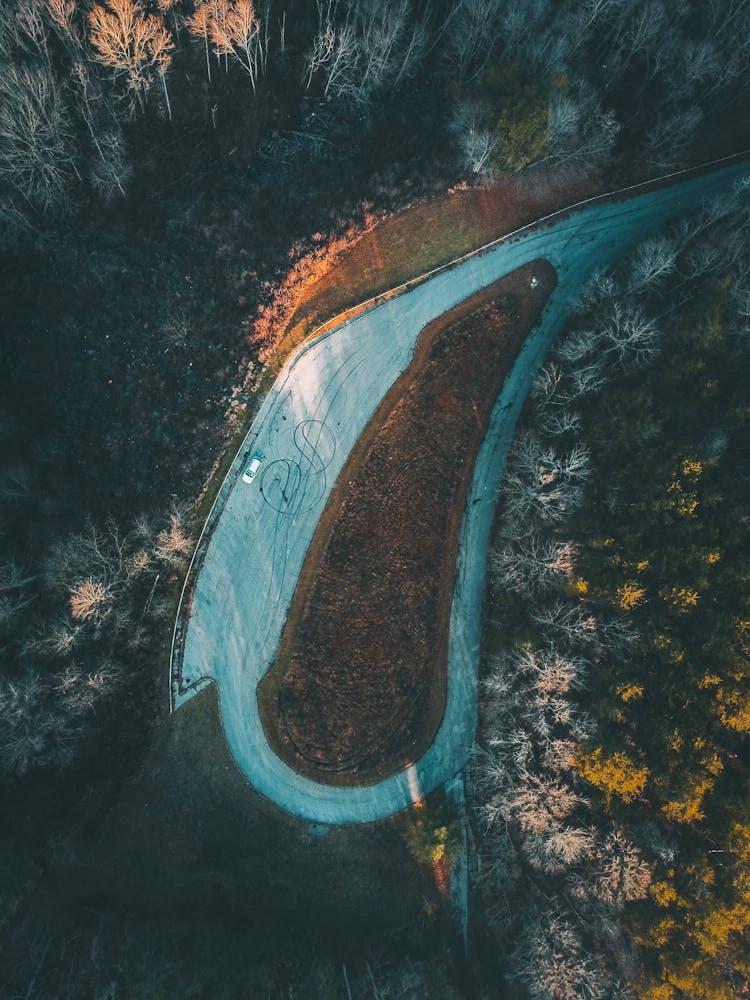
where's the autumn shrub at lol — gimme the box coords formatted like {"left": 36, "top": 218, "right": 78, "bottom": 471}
{"left": 402, "top": 799, "right": 461, "bottom": 866}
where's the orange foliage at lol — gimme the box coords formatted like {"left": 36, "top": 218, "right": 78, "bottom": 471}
{"left": 247, "top": 221, "right": 380, "bottom": 365}
{"left": 88, "top": 0, "right": 173, "bottom": 94}
{"left": 432, "top": 854, "right": 451, "bottom": 897}
{"left": 575, "top": 746, "right": 649, "bottom": 804}
{"left": 46, "top": 0, "right": 76, "bottom": 34}
{"left": 69, "top": 578, "right": 110, "bottom": 622}
{"left": 208, "top": 0, "right": 259, "bottom": 56}
{"left": 185, "top": 2, "right": 210, "bottom": 40}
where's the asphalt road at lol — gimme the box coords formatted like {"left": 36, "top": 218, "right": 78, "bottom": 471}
{"left": 174, "top": 159, "right": 748, "bottom": 824}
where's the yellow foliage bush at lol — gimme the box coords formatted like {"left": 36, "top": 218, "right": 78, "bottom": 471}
{"left": 661, "top": 774, "right": 715, "bottom": 824}
{"left": 681, "top": 458, "right": 703, "bottom": 477}
{"left": 616, "top": 682, "right": 644, "bottom": 703}
{"left": 660, "top": 586, "right": 700, "bottom": 611}
{"left": 639, "top": 984, "right": 675, "bottom": 1000}
{"left": 617, "top": 582, "right": 647, "bottom": 610}
{"left": 717, "top": 688, "right": 750, "bottom": 733}
{"left": 663, "top": 958, "right": 739, "bottom": 1000}
{"left": 575, "top": 747, "right": 649, "bottom": 804}
{"left": 634, "top": 916, "right": 676, "bottom": 949}
{"left": 650, "top": 881, "right": 679, "bottom": 907}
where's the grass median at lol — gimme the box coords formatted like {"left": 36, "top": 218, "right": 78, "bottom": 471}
{"left": 258, "top": 258, "right": 557, "bottom": 786}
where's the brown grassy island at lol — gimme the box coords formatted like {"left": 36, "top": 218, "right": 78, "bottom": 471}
{"left": 258, "top": 259, "right": 557, "bottom": 786}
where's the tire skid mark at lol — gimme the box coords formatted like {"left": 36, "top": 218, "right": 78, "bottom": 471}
{"left": 253, "top": 350, "right": 369, "bottom": 655}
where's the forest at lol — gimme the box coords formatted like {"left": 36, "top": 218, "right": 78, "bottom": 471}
{"left": 1, "top": 0, "right": 749, "bottom": 996}
{"left": 476, "top": 187, "right": 750, "bottom": 999}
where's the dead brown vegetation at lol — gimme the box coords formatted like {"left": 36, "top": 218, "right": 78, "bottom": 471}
{"left": 247, "top": 170, "right": 596, "bottom": 372}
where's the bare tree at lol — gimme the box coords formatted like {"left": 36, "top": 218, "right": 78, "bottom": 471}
{"left": 45, "top": 0, "right": 79, "bottom": 46}
{"left": 511, "top": 434, "right": 591, "bottom": 488}
{"left": 492, "top": 533, "right": 577, "bottom": 595}
{"left": 45, "top": 520, "right": 127, "bottom": 593}
{"left": 0, "top": 561, "right": 34, "bottom": 627}
{"left": 730, "top": 274, "right": 750, "bottom": 338}
{"left": 157, "top": 0, "right": 182, "bottom": 35}
{"left": 68, "top": 578, "right": 114, "bottom": 623}
{"left": 65, "top": 60, "right": 130, "bottom": 199}
{"left": 0, "top": 591, "right": 34, "bottom": 630}
{"left": 495, "top": 726, "right": 537, "bottom": 771}
{"left": 153, "top": 507, "right": 193, "bottom": 567}
{"left": 547, "top": 80, "right": 619, "bottom": 170}
{"left": 684, "top": 241, "right": 723, "bottom": 280}
{"left": 0, "top": 654, "right": 123, "bottom": 775}
{"left": 530, "top": 648, "right": 584, "bottom": 697}
{"left": 306, "top": 0, "right": 425, "bottom": 105}
{"left": 0, "top": 196, "right": 32, "bottom": 245}
{"left": 514, "top": 911, "right": 610, "bottom": 1000}
{"left": 539, "top": 407, "right": 582, "bottom": 437}
{"left": 531, "top": 361, "right": 565, "bottom": 408}
{"left": 450, "top": 99, "right": 497, "bottom": 175}
{"left": 627, "top": 236, "right": 677, "bottom": 290}
{"left": 89, "top": 127, "right": 132, "bottom": 200}
{"left": 40, "top": 620, "right": 81, "bottom": 657}
{"left": 526, "top": 22, "right": 573, "bottom": 73}
{"left": 55, "top": 658, "right": 121, "bottom": 713}
{"left": 87, "top": 0, "right": 174, "bottom": 111}
{"left": 670, "top": 196, "right": 727, "bottom": 250}
{"left": 0, "top": 560, "right": 34, "bottom": 594}
{"left": 643, "top": 106, "right": 703, "bottom": 169}
{"left": 44, "top": 517, "right": 160, "bottom": 629}
{"left": 357, "top": 0, "right": 424, "bottom": 93}
{"left": 492, "top": 0, "right": 561, "bottom": 67}
{"left": 0, "top": 672, "right": 78, "bottom": 774}
{"left": 568, "top": 359, "right": 608, "bottom": 399}
{"left": 151, "top": 17, "right": 174, "bottom": 116}
{"left": 573, "top": 0, "right": 620, "bottom": 33}
{"left": 593, "top": 829, "right": 652, "bottom": 906}
{"left": 438, "top": 0, "right": 502, "bottom": 81}
{"left": 16, "top": 0, "right": 51, "bottom": 60}
{"left": 208, "top": 0, "right": 268, "bottom": 93}
{"left": 529, "top": 825, "right": 596, "bottom": 874}
{"left": 679, "top": 38, "right": 722, "bottom": 94}
{"left": 185, "top": 2, "right": 212, "bottom": 81}
{"left": 619, "top": 0, "right": 668, "bottom": 76}
{"left": 599, "top": 301, "right": 660, "bottom": 367}
{"left": 0, "top": 463, "right": 34, "bottom": 501}
{"left": 573, "top": 268, "right": 617, "bottom": 313}
{"left": 543, "top": 737, "right": 577, "bottom": 771}
{"left": 503, "top": 434, "right": 590, "bottom": 526}
{"left": 532, "top": 600, "right": 599, "bottom": 649}
{"left": 0, "top": 63, "right": 74, "bottom": 215}
{"left": 554, "top": 329, "right": 601, "bottom": 366}
{"left": 305, "top": 0, "right": 358, "bottom": 97}
{"left": 509, "top": 776, "right": 584, "bottom": 835}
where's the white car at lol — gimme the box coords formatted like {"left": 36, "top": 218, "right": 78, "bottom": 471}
{"left": 242, "top": 454, "right": 263, "bottom": 484}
